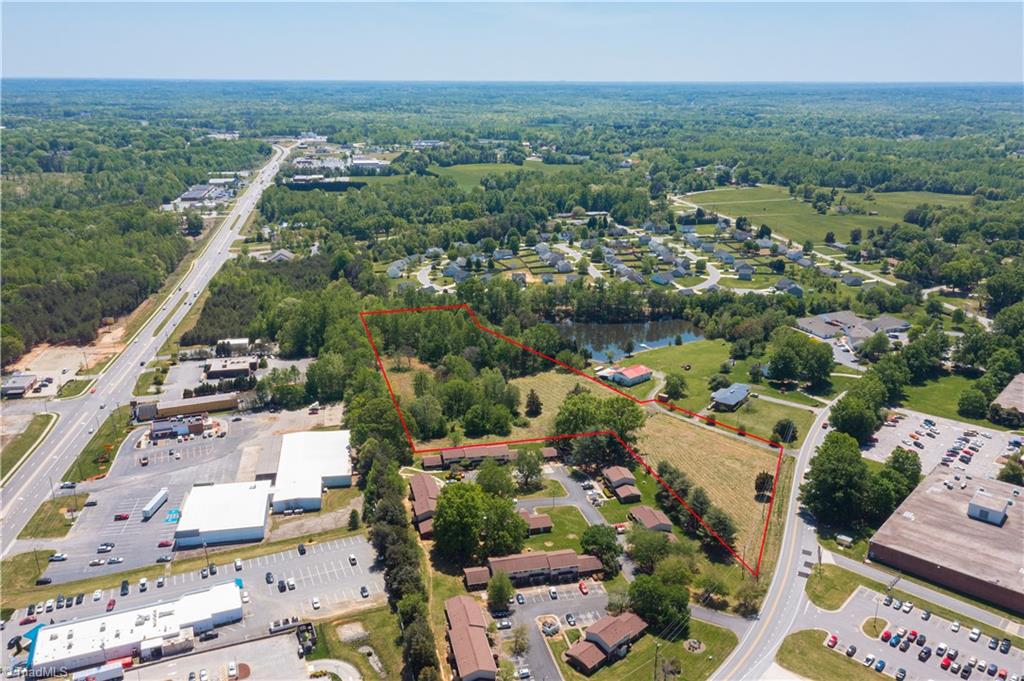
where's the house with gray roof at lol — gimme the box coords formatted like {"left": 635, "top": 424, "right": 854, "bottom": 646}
{"left": 651, "top": 272, "right": 673, "bottom": 286}
{"left": 735, "top": 262, "right": 755, "bottom": 280}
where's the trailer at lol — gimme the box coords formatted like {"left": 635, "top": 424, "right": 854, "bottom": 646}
{"left": 142, "top": 488, "right": 169, "bottom": 520}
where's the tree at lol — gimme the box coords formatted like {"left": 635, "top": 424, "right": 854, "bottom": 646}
{"left": 480, "top": 496, "right": 527, "bottom": 559}
{"left": 525, "top": 388, "right": 543, "bottom": 417}
{"left": 734, "top": 579, "right": 767, "bottom": 617}
{"left": 830, "top": 395, "right": 879, "bottom": 444}
{"left": 403, "top": 616, "right": 438, "bottom": 674}
{"left": 754, "top": 471, "right": 774, "bottom": 501}
{"left": 683, "top": 486, "right": 711, "bottom": 535}
{"left": 477, "top": 459, "right": 515, "bottom": 497}
{"left": 798, "top": 432, "right": 868, "bottom": 527}
{"left": 958, "top": 388, "right": 989, "bottom": 419}
{"left": 997, "top": 459, "right": 1024, "bottom": 486}
{"left": 348, "top": 509, "right": 361, "bottom": 530}
{"left": 859, "top": 333, "right": 890, "bottom": 362}
{"left": 515, "top": 450, "right": 543, "bottom": 492}
{"left": 664, "top": 373, "right": 688, "bottom": 400}
{"left": 511, "top": 624, "right": 530, "bottom": 656}
{"left": 702, "top": 507, "right": 737, "bottom": 550}
{"left": 487, "top": 571, "right": 515, "bottom": 612}
{"left": 580, "top": 524, "right": 623, "bottom": 576}
{"left": 772, "top": 418, "right": 798, "bottom": 443}
{"left": 432, "top": 483, "right": 485, "bottom": 565}
{"left": 628, "top": 574, "right": 691, "bottom": 637}
{"left": 628, "top": 527, "right": 672, "bottom": 574}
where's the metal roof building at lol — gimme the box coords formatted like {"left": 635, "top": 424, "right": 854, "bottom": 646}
{"left": 271, "top": 430, "right": 353, "bottom": 513}
{"left": 174, "top": 480, "right": 271, "bottom": 548}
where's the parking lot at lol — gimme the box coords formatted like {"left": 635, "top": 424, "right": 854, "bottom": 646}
{"left": 124, "top": 630, "right": 307, "bottom": 681}
{"left": 3, "top": 534, "right": 384, "bottom": 676}
{"left": 863, "top": 408, "right": 1019, "bottom": 480}
{"left": 806, "top": 586, "right": 1023, "bottom": 680}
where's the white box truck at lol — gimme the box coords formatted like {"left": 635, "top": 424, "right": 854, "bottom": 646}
{"left": 142, "top": 487, "right": 169, "bottom": 520}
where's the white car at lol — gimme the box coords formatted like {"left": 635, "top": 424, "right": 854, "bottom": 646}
{"left": 241, "top": 591, "right": 250, "bottom": 604}
{"left": 311, "top": 597, "right": 320, "bottom": 610}
{"left": 951, "top": 621, "right": 961, "bottom": 632}
{"left": 969, "top": 628, "right": 982, "bottom": 642}
{"left": 48, "top": 553, "right": 68, "bottom": 562}
{"left": 227, "top": 662, "right": 237, "bottom": 679}
{"left": 901, "top": 601, "right": 913, "bottom": 613}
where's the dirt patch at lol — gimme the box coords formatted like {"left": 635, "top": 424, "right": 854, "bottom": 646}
{"left": 10, "top": 322, "right": 126, "bottom": 376}
{"left": 337, "top": 621, "right": 368, "bottom": 643}
{"left": 0, "top": 414, "right": 34, "bottom": 449}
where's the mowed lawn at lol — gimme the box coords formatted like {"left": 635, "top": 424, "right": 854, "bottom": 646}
{"left": 776, "top": 629, "right": 881, "bottom": 681}
{"left": 899, "top": 372, "right": 1010, "bottom": 430}
{"left": 524, "top": 505, "right": 590, "bottom": 554}
{"left": 637, "top": 413, "right": 782, "bottom": 562}
{"left": 685, "top": 185, "right": 972, "bottom": 244}
{"left": 429, "top": 160, "right": 569, "bottom": 190}
{"left": 710, "top": 398, "right": 817, "bottom": 448}
{"left": 621, "top": 340, "right": 731, "bottom": 412}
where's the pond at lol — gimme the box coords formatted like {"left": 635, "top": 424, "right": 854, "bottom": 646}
{"left": 560, "top": 319, "right": 704, "bottom": 363}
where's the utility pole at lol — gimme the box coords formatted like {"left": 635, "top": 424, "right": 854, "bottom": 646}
{"left": 654, "top": 642, "right": 661, "bottom": 681}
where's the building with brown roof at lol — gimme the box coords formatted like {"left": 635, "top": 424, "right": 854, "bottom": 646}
{"left": 464, "top": 549, "right": 603, "bottom": 588}
{"left": 629, "top": 506, "right": 672, "bottom": 532}
{"left": 541, "top": 447, "right": 559, "bottom": 460}
{"left": 444, "top": 596, "right": 497, "bottom": 681}
{"left": 868, "top": 470, "right": 1024, "bottom": 613}
{"left": 441, "top": 444, "right": 516, "bottom": 468}
{"left": 517, "top": 508, "right": 553, "bottom": 534}
{"left": 612, "top": 484, "right": 641, "bottom": 503}
{"left": 409, "top": 473, "right": 442, "bottom": 538}
{"left": 565, "top": 612, "right": 648, "bottom": 674}
{"left": 421, "top": 454, "right": 443, "bottom": 469}
{"left": 602, "top": 466, "right": 636, "bottom": 489}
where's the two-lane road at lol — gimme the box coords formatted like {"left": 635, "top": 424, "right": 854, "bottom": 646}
{"left": 0, "top": 143, "right": 291, "bottom": 558}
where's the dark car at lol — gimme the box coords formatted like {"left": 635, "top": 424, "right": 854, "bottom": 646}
{"left": 895, "top": 669, "right": 906, "bottom": 681}
{"left": 899, "top": 639, "right": 911, "bottom": 652}
{"left": 565, "top": 613, "right": 576, "bottom": 626}
{"left": 35, "top": 577, "right": 52, "bottom": 586}
{"left": 987, "top": 663, "right": 997, "bottom": 675}
{"left": 917, "top": 634, "right": 927, "bottom": 646}
{"left": 921, "top": 611, "right": 932, "bottom": 621}
{"left": 26, "top": 604, "right": 35, "bottom": 616}
{"left": 278, "top": 580, "right": 287, "bottom": 593}
{"left": 949, "top": 648, "right": 959, "bottom": 661}
{"left": 84, "top": 500, "right": 98, "bottom": 507}
{"left": 918, "top": 646, "right": 932, "bottom": 662}
{"left": 846, "top": 645, "right": 857, "bottom": 657}
{"left": 360, "top": 586, "right": 370, "bottom": 598}
{"left": 209, "top": 563, "right": 217, "bottom": 575}
{"left": 516, "top": 593, "right": 525, "bottom": 605}
{"left": 961, "top": 666, "right": 973, "bottom": 679}
{"left": 56, "top": 595, "right": 65, "bottom": 608}
{"left": 200, "top": 568, "right": 209, "bottom": 579}
{"left": 297, "top": 543, "right": 306, "bottom": 556}
{"left": 75, "top": 593, "right": 84, "bottom": 605}
{"left": 265, "top": 571, "right": 274, "bottom": 584}
{"left": 998, "top": 638, "right": 1011, "bottom": 654}
{"left": 989, "top": 638, "right": 999, "bottom": 650}
{"left": 7, "top": 636, "right": 21, "bottom": 650}
{"left": 199, "top": 631, "right": 219, "bottom": 642}
{"left": 120, "top": 580, "right": 129, "bottom": 596}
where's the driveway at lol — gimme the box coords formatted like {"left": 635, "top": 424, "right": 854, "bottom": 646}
{"left": 518, "top": 464, "right": 607, "bottom": 526}
{"left": 553, "top": 243, "right": 603, "bottom": 279}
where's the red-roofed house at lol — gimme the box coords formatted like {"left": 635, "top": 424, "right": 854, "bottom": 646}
{"left": 565, "top": 612, "right": 648, "bottom": 674}
{"left": 517, "top": 508, "right": 553, "bottom": 534}
{"left": 602, "top": 466, "right": 635, "bottom": 489}
{"left": 444, "top": 596, "right": 497, "bottom": 681}
{"left": 605, "top": 365, "right": 653, "bottom": 387}
{"left": 629, "top": 506, "right": 672, "bottom": 532}
{"left": 612, "top": 484, "right": 641, "bottom": 503}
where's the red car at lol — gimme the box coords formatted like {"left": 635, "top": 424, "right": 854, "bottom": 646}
{"left": 907, "top": 630, "right": 917, "bottom": 642}
{"left": 106, "top": 598, "right": 116, "bottom": 612}
{"left": 18, "top": 616, "right": 36, "bottom": 626}
{"left": 881, "top": 630, "right": 892, "bottom": 642}
{"left": 998, "top": 670, "right": 1007, "bottom": 680}
{"left": 941, "top": 657, "right": 952, "bottom": 671}
{"left": 578, "top": 580, "right": 589, "bottom": 595}
{"left": 114, "top": 513, "right": 129, "bottom": 521}
{"left": 158, "top": 540, "right": 173, "bottom": 548}
{"left": 826, "top": 634, "right": 838, "bottom": 648}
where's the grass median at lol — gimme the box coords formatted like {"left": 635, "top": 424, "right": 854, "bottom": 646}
{"left": 19, "top": 494, "right": 90, "bottom": 539}
{"left": 1, "top": 413, "right": 56, "bottom": 478}
{"left": 805, "top": 564, "right": 1024, "bottom": 649}
{"left": 306, "top": 606, "right": 403, "bottom": 680}
{"left": 57, "top": 379, "right": 92, "bottom": 398}
{"left": 776, "top": 629, "right": 880, "bottom": 681}
{"left": 62, "top": 405, "right": 134, "bottom": 482}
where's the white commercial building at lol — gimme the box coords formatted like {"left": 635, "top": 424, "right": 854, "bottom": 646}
{"left": 174, "top": 480, "right": 271, "bottom": 548}
{"left": 29, "top": 583, "right": 242, "bottom": 675}
{"left": 271, "top": 430, "right": 353, "bottom": 513}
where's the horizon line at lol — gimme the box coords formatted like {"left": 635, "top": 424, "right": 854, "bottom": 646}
{"left": 3, "top": 77, "right": 1022, "bottom": 86}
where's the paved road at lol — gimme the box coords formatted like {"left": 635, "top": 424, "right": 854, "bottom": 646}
{"left": 713, "top": 395, "right": 839, "bottom": 680}
{"left": 0, "top": 143, "right": 291, "bottom": 558}
{"left": 921, "top": 285, "right": 993, "bottom": 330}
{"left": 517, "top": 464, "right": 607, "bottom": 526}
{"left": 553, "top": 243, "right": 603, "bottom": 279}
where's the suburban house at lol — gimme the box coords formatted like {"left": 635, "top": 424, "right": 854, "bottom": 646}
{"left": 493, "top": 248, "right": 514, "bottom": 261}
{"left": 565, "top": 613, "right": 648, "bottom": 674}
{"left": 629, "top": 506, "right": 673, "bottom": 533}
{"left": 651, "top": 272, "right": 673, "bottom": 286}
{"left": 556, "top": 260, "right": 574, "bottom": 274}
{"left": 842, "top": 274, "right": 863, "bottom": 287}
{"left": 444, "top": 596, "right": 497, "bottom": 681}
{"left": 603, "top": 466, "right": 641, "bottom": 503}
{"left": 710, "top": 383, "right": 751, "bottom": 411}
{"left": 517, "top": 508, "right": 553, "bottom": 534}
{"left": 735, "top": 263, "right": 755, "bottom": 281}
{"left": 598, "top": 365, "right": 653, "bottom": 387}
{"left": 264, "top": 248, "right": 296, "bottom": 263}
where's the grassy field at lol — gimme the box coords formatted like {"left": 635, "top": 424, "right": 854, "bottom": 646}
{"left": 597, "top": 470, "right": 660, "bottom": 524}
{"left": 132, "top": 369, "right": 163, "bottom": 397}
{"left": 899, "top": 373, "right": 1009, "bottom": 430}
{"left": 685, "top": 185, "right": 973, "bottom": 245}
{"left": 57, "top": 379, "right": 92, "bottom": 398}
{"left": 1, "top": 525, "right": 366, "bottom": 611}
{"left": 549, "top": 618, "right": 738, "bottom": 681}
{"left": 637, "top": 413, "right": 783, "bottom": 564}
{"left": 18, "top": 494, "right": 89, "bottom": 539}
{"left": 430, "top": 160, "right": 568, "bottom": 190}
{"left": 805, "top": 564, "right": 1024, "bottom": 649}
{"left": 306, "top": 606, "right": 403, "bottom": 680}
{"left": 519, "top": 478, "right": 568, "bottom": 499}
{"left": 62, "top": 406, "right": 134, "bottom": 482}
{"left": 415, "top": 369, "right": 597, "bottom": 448}
{"left": 524, "top": 505, "right": 589, "bottom": 553}
{"left": 709, "top": 397, "right": 816, "bottom": 448}
{"left": 1, "top": 413, "right": 56, "bottom": 479}
{"left": 776, "top": 629, "right": 881, "bottom": 681}
{"left": 159, "top": 288, "right": 210, "bottom": 355}
{"left": 621, "top": 340, "right": 731, "bottom": 412}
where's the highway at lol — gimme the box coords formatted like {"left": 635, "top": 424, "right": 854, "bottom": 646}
{"left": 0, "top": 142, "right": 291, "bottom": 559}
{"left": 713, "top": 395, "right": 839, "bottom": 680}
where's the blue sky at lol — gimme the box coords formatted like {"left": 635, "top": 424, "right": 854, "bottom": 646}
{"left": 3, "top": 2, "right": 1021, "bottom": 82}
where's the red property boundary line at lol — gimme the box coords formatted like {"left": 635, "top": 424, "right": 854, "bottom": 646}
{"left": 359, "top": 303, "right": 785, "bottom": 578}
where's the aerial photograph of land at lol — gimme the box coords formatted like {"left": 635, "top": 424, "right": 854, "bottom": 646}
{"left": 1, "top": 2, "right": 1022, "bottom": 681}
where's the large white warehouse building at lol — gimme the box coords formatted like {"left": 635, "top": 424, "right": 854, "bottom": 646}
{"left": 271, "top": 430, "right": 353, "bottom": 513}
{"left": 28, "top": 583, "right": 242, "bottom": 675}
{"left": 173, "top": 480, "right": 271, "bottom": 548}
